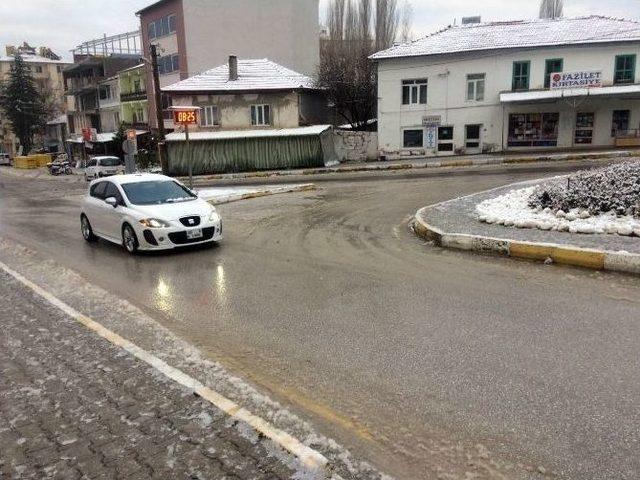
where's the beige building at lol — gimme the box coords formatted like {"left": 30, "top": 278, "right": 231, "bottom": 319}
{"left": 136, "top": 0, "right": 320, "bottom": 130}
{"left": 0, "top": 44, "right": 71, "bottom": 155}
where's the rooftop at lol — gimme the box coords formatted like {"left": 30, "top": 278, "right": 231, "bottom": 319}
{"left": 0, "top": 53, "right": 71, "bottom": 65}
{"left": 370, "top": 16, "right": 640, "bottom": 60}
{"left": 163, "top": 59, "right": 317, "bottom": 93}
{"left": 166, "top": 125, "right": 332, "bottom": 142}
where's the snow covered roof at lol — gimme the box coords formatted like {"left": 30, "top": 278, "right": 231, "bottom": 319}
{"left": 166, "top": 125, "right": 332, "bottom": 142}
{"left": 162, "top": 59, "right": 317, "bottom": 93}
{"left": 0, "top": 54, "right": 71, "bottom": 64}
{"left": 500, "top": 83, "right": 640, "bottom": 103}
{"left": 371, "top": 16, "right": 640, "bottom": 60}
{"left": 47, "top": 114, "right": 68, "bottom": 125}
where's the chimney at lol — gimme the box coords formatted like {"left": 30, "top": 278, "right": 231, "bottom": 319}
{"left": 228, "top": 55, "right": 238, "bottom": 81}
{"left": 462, "top": 16, "right": 481, "bottom": 25}
{"left": 5, "top": 45, "right": 16, "bottom": 56}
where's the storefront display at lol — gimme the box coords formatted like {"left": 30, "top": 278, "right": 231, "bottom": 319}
{"left": 575, "top": 113, "right": 594, "bottom": 144}
{"left": 508, "top": 113, "right": 559, "bottom": 147}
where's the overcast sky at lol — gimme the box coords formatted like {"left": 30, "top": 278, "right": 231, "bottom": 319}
{"left": 1, "top": 0, "right": 638, "bottom": 61}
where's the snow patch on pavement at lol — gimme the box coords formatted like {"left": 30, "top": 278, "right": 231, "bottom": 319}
{"left": 198, "top": 184, "right": 314, "bottom": 204}
{"left": 476, "top": 186, "right": 640, "bottom": 236}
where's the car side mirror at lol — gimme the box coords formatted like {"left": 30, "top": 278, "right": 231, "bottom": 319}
{"left": 105, "top": 197, "right": 118, "bottom": 208}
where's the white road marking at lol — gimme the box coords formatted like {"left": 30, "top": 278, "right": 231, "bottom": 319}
{"left": 0, "top": 261, "right": 329, "bottom": 474}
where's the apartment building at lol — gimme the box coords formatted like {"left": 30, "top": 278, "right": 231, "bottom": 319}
{"left": 136, "top": 0, "right": 320, "bottom": 130}
{"left": 0, "top": 43, "right": 71, "bottom": 155}
{"left": 119, "top": 64, "right": 149, "bottom": 130}
{"left": 371, "top": 16, "right": 640, "bottom": 157}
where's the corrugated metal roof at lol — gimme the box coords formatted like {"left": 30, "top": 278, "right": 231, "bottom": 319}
{"left": 162, "top": 59, "right": 317, "bottom": 93}
{"left": 371, "top": 16, "right": 640, "bottom": 60}
{"left": 166, "top": 125, "right": 332, "bottom": 142}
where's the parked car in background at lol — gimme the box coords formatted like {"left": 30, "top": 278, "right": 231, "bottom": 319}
{"left": 85, "top": 156, "right": 125, "bottom": 181}
{"left": 80, "top": 174, "right": 223, "bottom": 254}
{"left": 0, "top": 152, "right": 10, "bottom": 166}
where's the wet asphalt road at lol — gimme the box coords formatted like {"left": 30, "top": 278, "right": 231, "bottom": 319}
{"left": 1, "top": 161, "right": 639, "bottom": 480}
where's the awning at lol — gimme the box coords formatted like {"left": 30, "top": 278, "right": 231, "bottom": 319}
{"left": 500, "top": 84, "right": 640, "bottom": 103}
{"left": 66, "top": 137, "right": 84, "bottom": 144}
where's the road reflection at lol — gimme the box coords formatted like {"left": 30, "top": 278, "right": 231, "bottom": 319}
{"left": 154, "top": 277, "right": 173, "bottom": 313}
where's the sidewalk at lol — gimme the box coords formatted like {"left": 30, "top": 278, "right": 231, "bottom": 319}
{"left": 0, "top": 270, "right": 298, "bottom": 480}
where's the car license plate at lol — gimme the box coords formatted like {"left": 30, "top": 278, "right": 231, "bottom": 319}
{"left": 186, "top": 228, "right": 203, "bottom": 239}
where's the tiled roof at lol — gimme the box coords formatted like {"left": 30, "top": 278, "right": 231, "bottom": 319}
{"left": 370, "top": 16, "right": 640, "bottom": 60}
{"left": 162, "top": 59, "right": 317, "bottom": 93}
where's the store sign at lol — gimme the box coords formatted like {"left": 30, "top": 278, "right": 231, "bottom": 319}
{"left": 422, "top": 115, "right": 441, "bottom": 127}
{"left": 173, "top": 110, "right": 198, "bottom": 125}
{"left": 425, "top": 127, "right": 437, "bottom": 148}
{"left": 550, "top": 71, "right": 603, "bottom": 90}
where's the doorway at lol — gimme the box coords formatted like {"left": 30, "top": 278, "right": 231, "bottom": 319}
{"left": 465, "top": 124, "right": 482, "bottom": 154}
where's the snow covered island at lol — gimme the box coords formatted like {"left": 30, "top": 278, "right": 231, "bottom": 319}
{"left": 476, "top": 162, "right": 640, "bottom": 237}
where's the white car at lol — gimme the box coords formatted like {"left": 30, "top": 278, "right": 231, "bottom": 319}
{"left": 85, "top": 156, "right": 125, "bottom": 181}
{"left": 80, "top": 174, "right": 222, "bottom": 254}
{"left": 0, "top": 152, "right": 10, "bottom": 166}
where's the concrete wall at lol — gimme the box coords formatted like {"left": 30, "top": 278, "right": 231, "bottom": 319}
{"left": 334, "top": 130, "right": 378, "bottom": 162}
{"left": 377, "top": 42, "right": 640, "bottom": 156}
{"left": 182, "top": 0, "right": 319, "bottom": 78}
{"left": 171, "top": 91, "right": 301, "bottom": 130}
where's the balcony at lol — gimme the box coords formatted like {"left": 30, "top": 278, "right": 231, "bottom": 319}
{"left": 121, "top": 91, "right": 147, "bottom": 103}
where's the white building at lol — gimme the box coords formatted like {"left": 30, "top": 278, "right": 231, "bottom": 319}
{"left": 371, "top": 16, "right": 640, "bottom": 157}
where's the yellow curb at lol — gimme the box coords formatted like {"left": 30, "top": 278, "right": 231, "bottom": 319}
{"left": 509, "top": 243, "right": 556, "bottom": 261}
{"left": 551, "top": 247, "right": 605, "bottom": 270}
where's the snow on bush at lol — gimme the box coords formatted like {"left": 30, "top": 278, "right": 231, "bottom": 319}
{"left": 476, "top": 161, "right": 640, "bottom": 237}
{"left": 528, "top": 161, "right": 640, "bottom": 218}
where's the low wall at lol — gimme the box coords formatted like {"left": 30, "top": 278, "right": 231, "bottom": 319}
{"left": 333, "top": 131, "right": 378, "bottom": 162}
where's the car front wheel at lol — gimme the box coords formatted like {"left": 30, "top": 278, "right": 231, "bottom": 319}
{"left": 81, "top": 215, "right": 97, "bottom": 242}
{"left": 122, "top": 224, "right": 139, "bottom": 254}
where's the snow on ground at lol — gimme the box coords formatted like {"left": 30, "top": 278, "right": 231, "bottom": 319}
{"left": 476, "top": 186, "right": 640, "bottom": 236}
{"left": 197, "top": 184, "right": 312, "bottom": 203}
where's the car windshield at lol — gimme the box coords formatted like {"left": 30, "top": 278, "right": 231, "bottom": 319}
{"left": 121, "top": 181, "right": 197, "bottom": 205}
{"left": 99, "top": 157, "right": 121, "bottom": 167}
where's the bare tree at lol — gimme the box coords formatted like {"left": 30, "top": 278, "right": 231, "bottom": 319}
{"left": 318, "top": 0, "right": 404, "bottom": 130}
{"left": 539, "top": 0, "right": 563, "bottom": 19}
{"left": 400, "top": 0, "right": 413, "bottom": 43}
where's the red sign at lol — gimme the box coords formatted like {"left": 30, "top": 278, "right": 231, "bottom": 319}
{"left": 173, "top": 110, "right": 198, "bottom": 125}
{"left": 82, "top": 128, "right": 92, "bottom": 141}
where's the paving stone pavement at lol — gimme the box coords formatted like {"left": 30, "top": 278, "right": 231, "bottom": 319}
{"left": 0, "top": 271, "right": 297, "bottom": 480}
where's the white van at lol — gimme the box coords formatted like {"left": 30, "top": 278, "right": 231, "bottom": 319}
{"left": 85, "top": 156, "right": 125, "bottom": 181}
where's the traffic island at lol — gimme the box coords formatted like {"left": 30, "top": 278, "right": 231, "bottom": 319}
{"left": 413, "top": 175, "right": 640, "bottom": 275}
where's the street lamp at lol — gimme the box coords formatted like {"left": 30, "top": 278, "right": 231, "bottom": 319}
{"left": 169, "top": 106, "right": 201, "bottom": 189}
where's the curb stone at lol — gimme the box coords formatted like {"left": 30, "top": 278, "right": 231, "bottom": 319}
{"left": 204, "top": 183, "right": 317, "bottom": 206}
{"left": 413, "top": 206, "right": 640, "bottom": 275}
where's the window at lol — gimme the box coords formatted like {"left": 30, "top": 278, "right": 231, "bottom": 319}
{"left": 35, "top": 66, "right": 43, "bottom": 73}
{"left": 201, "top": 105, "right": 220, "bottom": 127}
{"left": 575, "top": 112, "right": 594, "bottom": 144}
{"left": 90, "top": 181, "right": 107, "bottom": 199}
{"left": 512, "top": 61, "right": 530, "bottom": 91}
{"left": 466, "top": 74, "right": 485, "bottom": 101}
{"left": 508, "top": 113, "right": 559, "bottom": 147}
{"left": 104, "top": 182, "right": 124, "bottom": 206}
{"left": 612, "top": 110, "right": 630, "bottom": 137}
{"left": 99, "top": 85, "right": 111, "bottom": 100}
{"left": 149, "top": 14, "right": 177, "bottom": 40}
{"left": 403, "top": 129, "right": 423, "bottom": 148}
{"left": 614, "top": 55, "right": 636, "bottom": 84}
{"left": 402, "top": 79, "right": 428, "bottom": 105}
{"left": 158, "top": 54, "right": 180, "bottom": 75}
{"left": 465, "top": 124, "right": 482, "bottom": 149}
{"left": 544, "top": 59, "right": 563, "bottom": 88}
{"left": 133, "top": 79, "right": 141, "bottom": 92}
{"left": 437, "top": 126, "right": 454, "bottom": 152}
{"left": 251, "top": 105, "right": 271, "bottom": 126}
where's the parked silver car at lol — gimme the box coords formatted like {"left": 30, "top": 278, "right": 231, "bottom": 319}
{"left": 85, "top": 156, "right": 125, "bottom": 181}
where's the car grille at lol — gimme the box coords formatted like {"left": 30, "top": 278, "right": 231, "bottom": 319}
{"left": 168, "top": 227, "right": 216, "bottom": 245}
{"left": 179, "top": 216, "right": 201, "bottom": 227}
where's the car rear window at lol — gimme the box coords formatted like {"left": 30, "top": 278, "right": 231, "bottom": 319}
{"left": 99, "top": 157, "right": 122, "bottom": 167}
{"left": 121, "top": 181, "right": 196, "bottom": 205}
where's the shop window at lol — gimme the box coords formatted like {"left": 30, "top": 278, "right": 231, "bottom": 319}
{"left": 438, "top": 126, "right": 454, "bottom": 152}
{"left": 512, "top": 61, "right": 530, "bottom": 91}
{"left": 402, "top": 79, "right": 428, "bottom": 105}
{"left": 508, "top": 113, "right": 559, "bottom": 147}
{"left": 614, "top": 55, "right": 636, "bottom": 84}
{"left": 403, "top": 129, "right": 423, "bottom": 148}
{"left": 251, "top": 104, "right": 271, "bottom": 126}
{"left": 466, "top": 74, "right": 485, "bottom": 101}
{"left": 544, "top": 58, "right": 563, "bottom": 88}
{"left": 201, "top": 105, "right": 220, "bottom": 127}
{"left": 575, "top": 113, "right": 594, "bottom": 144}
{"left": 612, "top": 110, "right": 630, "bottom": 137}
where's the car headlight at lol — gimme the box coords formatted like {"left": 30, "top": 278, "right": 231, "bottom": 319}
{"left": 208, "top": 209, "right": 220, "bottom": 222}
{"left": 139, "top": 218, "right": 170, "bottom": 228}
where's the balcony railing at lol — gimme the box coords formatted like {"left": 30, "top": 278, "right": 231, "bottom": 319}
{"left": 121, "top": 91, "right": 147, "bottom": 103}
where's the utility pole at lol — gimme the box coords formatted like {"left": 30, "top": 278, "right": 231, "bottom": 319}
{"left": 150, "top": 44, "right": 168, "bottom": 175}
